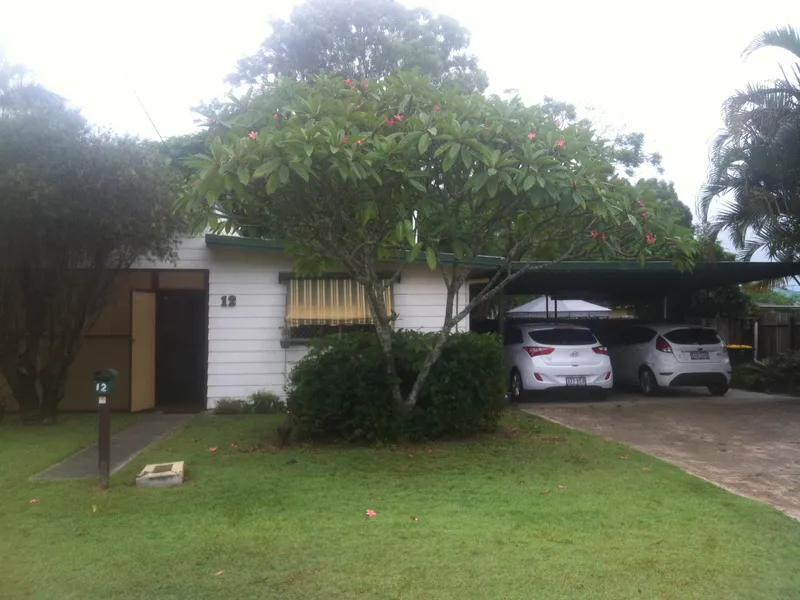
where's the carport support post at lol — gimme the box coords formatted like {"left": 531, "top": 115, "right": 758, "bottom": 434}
{"left": 497, "top": 280, "right": 506, "bottom": 341}
{"left": 663, "top": 296, "right": 668, "bottom": 321}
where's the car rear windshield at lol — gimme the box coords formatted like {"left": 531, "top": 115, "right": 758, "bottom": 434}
{"left": 528, "top": 328, "right": 597, "bottom": 346}
{"left": 663, "top": 328, "right": 720, "bottom": 345}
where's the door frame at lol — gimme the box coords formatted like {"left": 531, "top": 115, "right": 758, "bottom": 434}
{"left": 127, "top": 270, "right": 210, "bottom": 411}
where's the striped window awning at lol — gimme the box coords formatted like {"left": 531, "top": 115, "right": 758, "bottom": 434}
{"left": 285, "top": 279, "right": 393, "bottom": 326}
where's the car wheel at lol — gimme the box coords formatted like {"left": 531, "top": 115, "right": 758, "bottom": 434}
{"left": 708, "top": 384, "right": 729, "bottom": 396}
{"left": 510, "top": 371, "right": 525, "bottom": 402}
{"left": 639, "top": 367, "right": 660, "bottom": 396}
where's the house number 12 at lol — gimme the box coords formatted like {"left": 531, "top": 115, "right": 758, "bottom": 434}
{"left": 221, "top": 295, "right": 237, "bottom": 307}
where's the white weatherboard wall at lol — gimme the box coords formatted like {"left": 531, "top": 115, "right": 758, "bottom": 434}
{"left": 142, "top": 237, "right": 470, "bottom": 408}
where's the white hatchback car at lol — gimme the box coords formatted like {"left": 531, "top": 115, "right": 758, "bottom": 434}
{"left": 609, "top": 324, "right": 732, "bottom": 396}
{"left": 503, "top": 323, "right": 613, "bottom": 398}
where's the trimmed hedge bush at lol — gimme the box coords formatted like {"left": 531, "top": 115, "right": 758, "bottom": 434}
{"left": 286, "top": 330, "right": 506, "bottom": 442}
{"left": 732, "top": 353, "right": 800, "bottom": 394}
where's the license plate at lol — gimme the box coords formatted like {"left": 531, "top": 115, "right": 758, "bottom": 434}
{"left": 690, "top": 351, "right": 710, "bottom": 360}
{"left": 565, "top": 376, "right": 586, "bottom": 386}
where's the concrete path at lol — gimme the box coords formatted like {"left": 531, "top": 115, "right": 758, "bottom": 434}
{"left": 522, "top": 388, "right": 800, "bottom": 519}
{"left": 34, "top": 412, "right": 195, "bottom": 480}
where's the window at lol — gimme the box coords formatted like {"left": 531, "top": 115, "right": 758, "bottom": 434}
{"left": 283, "top": 278, "right": 393, "bottom": 342}
{"left": 663, "top": 328, "right": 720, "bottom": 346}
{"left": 612, "top": 327, "right": 655, "bottom": 346}
{"left": 503, "top": 327, "right": 523, "bottom": 345}
{"left": 528, "top": 327, "right": 597, "bottom": 346}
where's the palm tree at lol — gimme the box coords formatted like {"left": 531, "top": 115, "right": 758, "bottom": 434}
{"left": 700, "top": 26, "right": 800, "bottom": 261}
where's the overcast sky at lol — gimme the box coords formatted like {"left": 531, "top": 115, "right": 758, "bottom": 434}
{"left": 1, "top": 0, "right": 796, "bottom": 224}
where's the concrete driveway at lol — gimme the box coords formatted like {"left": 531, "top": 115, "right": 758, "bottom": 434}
{"left": 522, "top": 388, "right": 800, "bottom": 519}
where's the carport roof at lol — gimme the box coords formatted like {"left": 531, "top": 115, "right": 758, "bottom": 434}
{"left": 495, "top": 260, "right": 800, "bottom": 296}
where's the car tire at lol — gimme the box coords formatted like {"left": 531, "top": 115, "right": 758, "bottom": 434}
{"left": 639, "top": 367, "right": 660, "bottom": 396}
{"left": 708, "top": 384, "right": 729, "bottom": 396}
{"left": 510, "top": 370, "right": 526, "bottom": 402}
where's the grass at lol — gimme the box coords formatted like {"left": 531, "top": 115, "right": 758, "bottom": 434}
{"left": 2, "top": 410, "right": 799, "bottom": 600}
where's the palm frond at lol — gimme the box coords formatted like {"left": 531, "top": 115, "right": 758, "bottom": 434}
{"left": 743, "top": 25, "right": 800, "bottom": 61}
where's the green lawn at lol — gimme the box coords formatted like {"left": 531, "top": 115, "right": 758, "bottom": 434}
{"left": 2, "top": 410, "right": 799, "bottom": 600}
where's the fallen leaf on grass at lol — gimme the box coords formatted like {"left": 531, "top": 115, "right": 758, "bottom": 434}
{"left": 408, "top": 454, "right": 414, "bottom": 458}
{"left": 209, "top": 447, "right": 218, "bottom": 452}
{"left": 365, "top": 509, "right": 377, "bottom": 517}
{"left": 642, "top": 467, "right": 650, "bottom": 471}
{"left": 557, "top": 484, "right": 566, "bottom": 490}
{"left": 28, "top": 498, "right": 39, "bottom": 504}
{"left": 92, "top": 504, "right": 98, "bottom": 513}
{"left": 215, "top": 570, "right": 224, "bottom": 576}
{"left": 427, "top": 449, "right": 434, "bottom": 454}
{"left": 619, "top": 455, "right": 628, "bottom": 459}
{"left": 411, "top": 516, "right": 419, "bottom": 521}
{"left": 230, "top": 443, "right": 238, "bottom": 448}
{"left": 540, "top": 489, "right": 550, "bottom": 495}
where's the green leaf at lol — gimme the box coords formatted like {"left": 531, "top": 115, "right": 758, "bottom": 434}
{"left": 487, "top": 176, "right": 498, "bottom": 198}
{"left": 278, "top": 164, "right": 290, "bottom": 184}
{"left": 448, "top": 143, "right": 461, "bottom": 161}
{"left": 409, "top": 179, "right": 426, "bottom": 192}
{"left": 252, "top": 158, "right": 283, "bottom": 179}
{"left": 266, "top": 171, "right": 281, "bottom": 195}
{"left": 487, "top": 168, "right": 497, "bottom": 176}
{"left": 460, "top": 145, "right": 472, "bottom": 170}
{"left": 407, "top": 243, "right": 422, "bottom": 263}
{"left": 442, "top": 150, "right": 456, "bottom": 173}
{"left": 522, "top": 174, "right": 536, "bottom": 191}
{"left": 290, "top": 164, "right": 310, "bottom": 183}
{"left": 627, "top": 213, "right": 639, "bottom": 229}
{"left": 237, "top": 165, "right": 250, "bottom": 186}
{"left": 537, "top": 175, "right": 546, "bottom": 188}
{"left": 418, "top": 133, "right": 431, "bottom": 154}
{"left": 426, "top": 247, "right": 437, "bottom": 270}
{"left": 470, "top": 171, "right": 488, "bottom": 192}
{"left": 361, "top": 202, "right": 377, "bottom": 225}
{"left": 434, "top": 142, "right": 453, "bottom": 158}
{"left": 572, "top": 190, "right": 585, "bottom": 207}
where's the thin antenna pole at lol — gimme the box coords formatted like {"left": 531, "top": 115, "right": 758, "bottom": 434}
{"left": 132, "top": 87, "right": 164, "bottom": 142}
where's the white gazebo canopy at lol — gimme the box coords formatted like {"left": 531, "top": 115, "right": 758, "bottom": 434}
{"left": 507, "top": 296, "right": 611, "bottom": 319}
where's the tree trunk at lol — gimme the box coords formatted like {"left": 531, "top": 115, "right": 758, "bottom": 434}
{"left": 403, "top": 275, "right": 459, "bottom": 410}
{"left": 363, "top": 281, "right": 404, "bottom": 410}
{"left": 1, "top": 366, "right": 41, "bottom": 420}
{"left": 373, "top": 318, "right": 404, "bottom": 409}
{"left": 403, "top": 324, "right": 452, "bottom": 409}
{"left": 39, "top": 369, "right": 66, "bottom": 424}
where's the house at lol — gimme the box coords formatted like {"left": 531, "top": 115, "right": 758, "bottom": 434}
{"left": 52, "top": 235, "right": 470, "bottom": 412}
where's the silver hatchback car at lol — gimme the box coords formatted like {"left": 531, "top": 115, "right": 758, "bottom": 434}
{"left": 503, "top": 323, "right": 613, "bottom": 398}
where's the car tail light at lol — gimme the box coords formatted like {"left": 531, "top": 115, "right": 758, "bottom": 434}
{"left": 533, "top": 373, "right": 544, "bottom": 382}
{"left": 655, "top": 336, "right": 673, "bottom": 353}
{"left": 604, "top": 371, "right": 612, "bottom": 381}
{"left": 523, "top": 346, "right": 554, "bottom": 357}
{"left": 592, "top": 346, "right": 609, "bottom": 355}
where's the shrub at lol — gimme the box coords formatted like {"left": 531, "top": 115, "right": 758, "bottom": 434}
{"left": 732, "top": 352, "right": 800, "bottom": 394}
{"left": 286, "top": 330, "right": 506, "bottom": 442}
{"left": 249, "top": 390, "right": 284, "bottom": 414}
{"left": 212, "top": 398, "right": 251, "bottom": 414}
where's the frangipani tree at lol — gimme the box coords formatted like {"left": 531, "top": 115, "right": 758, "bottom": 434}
{"left": 181, "top": 72, "right": 693, "bottom": 409}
